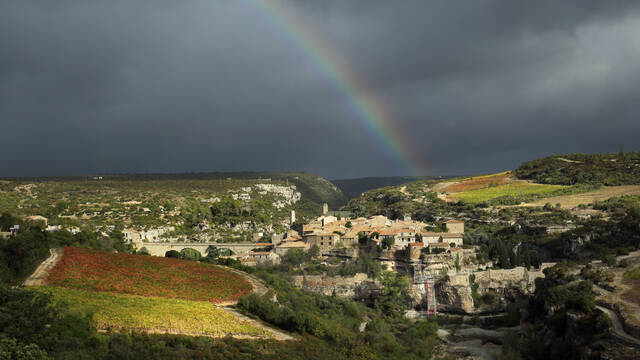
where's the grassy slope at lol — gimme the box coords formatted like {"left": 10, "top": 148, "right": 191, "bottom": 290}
{"left": 35, "top": 286, "right": 271, "bottom": 337}
{"left": 449, "top": 182, "right": 567, "bottom": 204}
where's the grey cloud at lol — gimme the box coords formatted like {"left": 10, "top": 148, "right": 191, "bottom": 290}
{"left": 1, "top": 1, "right": 640, "bottom": 178}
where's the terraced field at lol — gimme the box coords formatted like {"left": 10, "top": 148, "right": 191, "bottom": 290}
{"left": 27, "top": 247, "right": 292, "bottom": 339}
{"left": 46, "top": 247, "right": 252, "bottom": 303}
{"left": 439, "top": 171, "right": 514, "bottom": 193}
{"left": 36, "top": 286, "right": 271, "bottom": 337}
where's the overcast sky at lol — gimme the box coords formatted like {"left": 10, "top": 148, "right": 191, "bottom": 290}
{"left": 2, "top": 1, "right": 640, "bottom": 179}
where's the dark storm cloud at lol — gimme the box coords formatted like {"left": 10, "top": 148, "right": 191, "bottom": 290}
{"left": 2, "top": 1, "right": 640, "bottom": 178}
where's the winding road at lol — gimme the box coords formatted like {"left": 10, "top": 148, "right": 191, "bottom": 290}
{"left": 24, "top": 248, "right": 62, "bottom": 286}
{"left": 596, "top": 306, "right": 640, "bottom": 347}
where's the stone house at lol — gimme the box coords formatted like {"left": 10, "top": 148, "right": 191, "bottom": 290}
{"left": 250, "top": 251, "right": 280, "bottom": 265}
{"left": 341, "top": 230, "right": 360, "bottom": 248}
{"left": 419, "top": 232, "right": 463, "bottom": 247}
{"left": 305, "top": 232, "right": 340, "bottom": 252}
{"left": 445, "top": 220, "right": 464, "bottom": 233}
{"left": 275, "top": 241, "right": 309, "bottom": 256}
{"left": 123, "top": 229, "right": 142, "bottom": 243}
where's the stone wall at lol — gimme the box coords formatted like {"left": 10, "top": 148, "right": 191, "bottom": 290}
{"left": 289, "top": 273, "right": 380, "bottom": 299}
{"left": 141, "top": 242, "right": 261, "bottom": 257}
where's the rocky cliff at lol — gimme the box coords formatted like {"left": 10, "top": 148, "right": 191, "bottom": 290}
{"left": 289, "top": 273, "right": 381, "bottom": 300}
{"left": 288, "top": 264, "right": 550, "bottom": 315}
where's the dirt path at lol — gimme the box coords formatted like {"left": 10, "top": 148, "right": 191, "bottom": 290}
{"left": 522, "top": 185, "right": 640, "bottom": 208}
{"left": 596, "top": 306, "right": 640, "bottom": 347}
{"left": 24, "top": 248, "right": 62, "bottom": 286}
{"left": 219, "top": 307, "right": 295, "bottom": 341}
{"left": 556, "top": 157, "right": 583, "bottom": 163}
{"left": 594, "top": 252, "right": 640, "bottom": 326}
{"left": 214, "top": 266, "right": 270, "bottom": 306}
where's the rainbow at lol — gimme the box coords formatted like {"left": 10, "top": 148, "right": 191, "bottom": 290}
{"left": 247, "top": 0, "right": 425, "bottom": 176}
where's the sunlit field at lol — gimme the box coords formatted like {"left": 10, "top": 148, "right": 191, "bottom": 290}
{"left": 450, "top": 182, "right": 567, "bottom": 204}
{"left": 36, "top": 286, "right": 271, "bottom": 337}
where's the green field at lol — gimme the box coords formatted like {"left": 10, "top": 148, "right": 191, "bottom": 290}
{"left": 35, "top": 286, "right": 271, "bottom": 337}
{"left": 450, "top": 182, "right": 567, "bottom": 204}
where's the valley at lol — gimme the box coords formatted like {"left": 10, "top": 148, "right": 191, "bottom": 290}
{"left": 2, "top": 152, "right": 640, "bottom": 359}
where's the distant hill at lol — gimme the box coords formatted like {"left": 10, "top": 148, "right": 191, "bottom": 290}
{"left": 343, "top": 152, "right": 640, "bottom": 217}
{"left": 515, "top": 152, "right": 640, "bottom": 185}
{"left": 0, "top": 171, "right": 346, "bottom": 235}
{"left": 3, "top": 171, "right": 347, "bottom": 209}
{"left": 332, "top": 176, "right": 449, "bottom": 199}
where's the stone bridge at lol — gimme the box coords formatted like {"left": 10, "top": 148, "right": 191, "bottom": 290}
{"left": 140, "top": 242, "right": 265, "bottom": 257}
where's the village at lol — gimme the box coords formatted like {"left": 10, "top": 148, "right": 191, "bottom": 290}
{"left": 118, "top": 202, "right": 466, "bottom": 268}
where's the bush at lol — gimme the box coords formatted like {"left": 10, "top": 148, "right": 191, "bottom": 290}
{"left": 165, "top": 250, "right": 181, "bottom": 258}
{"left": 602, "top": 254, "right": 616, "bottom": 266}
{"left": 619, "top": 259, "right": 630, "bottom": 268}
{"left": 179, "top": 248, "right": 201, "bottom": 261}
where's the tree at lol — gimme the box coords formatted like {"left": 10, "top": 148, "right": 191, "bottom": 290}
{"left": 455, "top": 253, "right": 461, "bottom": 271}
{"left": 137, "top": 247, "right": 150, "bottom": 255}
{"left": 0, "top": 213, "right": 20, "bottom": 232}
{"left": 307, "top": 245, "right": 320, "bottom": 259}
{"left": 206, "top": 245, "right": 220, "bottom": 259}
{"left": 165, "top": 250, "right": 181, "bottom": 258}
{"left": 376, "top": 271, "right": 412, "bottom": 315}
{"left": 358, "top": 232, "right": 369, "bottom": 246}
{"left": 283, "top": 248, "right": 305, "bottom": 267}
{"left": 381, "top": 237, "right": 395, "bottom": 250}
{"left": 345, "top": 221, "right": 352, "bottom": 228}
{"left": 180, "top": 248, "right": 202, "bottom": 261}
{"left": 0, "top": 338, "right": 48, "bottom": 360}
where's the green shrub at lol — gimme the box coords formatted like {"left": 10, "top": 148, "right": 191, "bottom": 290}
{"left": 179, "top": 248, "right": 201, "bottom": 261}
{"left": 164, "top": 250, "right": 181, "bottom": 258}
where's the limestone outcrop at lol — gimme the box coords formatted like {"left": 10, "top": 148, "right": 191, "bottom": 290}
{"left": 434, "top": 274, "right": 474, "bottom": 314}
{"left": 289, "top": 273, "right": 381, "bottom": 299}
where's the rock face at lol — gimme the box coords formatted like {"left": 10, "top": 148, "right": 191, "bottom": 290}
{"left": 472, "top": 267, "right": 540, "bottom": 294}
{"left": 411, "top": 266, "right": 548, "bottom": 315}
{"left": 288, "top": 263, "right": 550, "bottom": 316}
{"left": 289, "top": 273, "right": 381, "bottom": 299}
{"left": 435, "top": 274, "right": 474, "bottom": 314}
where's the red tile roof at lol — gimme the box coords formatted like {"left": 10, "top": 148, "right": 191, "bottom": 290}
{"left": 251, "top": 251, "right": 272, "bottom": 255}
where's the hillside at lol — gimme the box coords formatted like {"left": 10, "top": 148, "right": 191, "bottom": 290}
{"left": 26, "top": 247, "right": 281, "bottom": 338}
{"left": 332, "top": 176, "right": 448, "bottom": 198}
{"left": 45, "top": 247, "right": 252, "bottom": 302}
{"left": 0, "top": 171, "right": 345, "bottom": 241}
{"left": 515, "top": 152, "right": 640, "bottom": 185}
{"left": 344, "top": 153, "right": 640, "bottom": 221}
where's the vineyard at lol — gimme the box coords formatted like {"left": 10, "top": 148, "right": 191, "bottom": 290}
{"left": 439, "top": 171, "right": 513, "bottom": 193}
{"left": 45, "top": 247, "right": 252, "bottom": 303}
{"left": 449, "top": 182, "right": 567, "bottom": 204}
{"left": 36, "top": 286, "right": 271, "bottom": 337}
